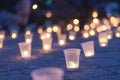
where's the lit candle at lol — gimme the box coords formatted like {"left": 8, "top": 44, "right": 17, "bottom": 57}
{"left": 69, "top": 35, "right": 75, "bottom": 40}
{"left": 59, "top": 40, "right": 65, "bottom": 46}
{"left": 58, "top": 34, "right": 66, "bottom": 46}
{"left": 11, "top": 33, "right": 17, "bottom": 39}
{"left": 68, "top": 31, "right": 76, "bottom": 40}
{"left": 107, "top": 35, "right": 112, "bottom": 40}
{"left": 26, "top": 39, "right": 31, "bottom": 43}
{"left": 115, "top": 32, "right": 120, "bottom": 38}
{"left": 81, "top": 41, "right": 95, "bottom": 57}
{"left": 82, "top": 31, "right": 89, "bottom": 38}
{"left": 64, "top": 48, "right": 81, "bottom": 71}
{"left": 18, "top": 42, "right": 31, "bottom": 59}
{"left": 25, "top": 34, "right": 33, "bottom": 43}
{"left": 42, "top": 38, "right": 52, "bottom": 51}
{"left": 67, "top": 61, "right": 79, "bottom": 69}
{"left": 22, "top": 50, "right": 30, "bottom": 58}
{"left": 98, "top": 32, "right": 108, "bottom": 47}
{"left": 0, "top": 39, "right": 4, "bottom": 48}
{"left": 89, "top": 29, "right": 96, "bottom": 36}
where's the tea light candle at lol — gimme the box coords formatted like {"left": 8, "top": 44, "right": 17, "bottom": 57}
{"left": 0, "top": 39, "right": 4, "bottom": 48}
{"left": 107, "top": 35, "right": 112, "bottom": 39}
{"left": 81, "top": 41, "right": 95, "bottom": 57}
{"left": 59, "top": 40, "right": 65, "bottom": 46}
{"left": 22, "top": 50, "right": 30, "bottom": 58}
{"left": 83, "top": 31, "right": 89, "bottom": 38}
{"left": 42, "top": 38, "right": 52, "bottom": 51}
{"left": 25, "top": 34, "right": 33, "bottom": 43}
{"left": 67, "top": 61, "right": 79, "bottom": 69}
{"left": 98, "top": 32, "right": 108, "bottom": 47}
{"left": 12, "top": 33, "right": 17, "bottom": 39}
{"left": 43, "top": 45, "right": 50, "bottom": 51}
{"left": 11, "top": 30, "right": 18, "bottom": 39}
{"left": 18, "top": 42, "right": 31, "bottom": 59}
{"left": 26, "top": 39, "right": 31, "bottom": 43}
{"left": 64, "top": 48, "right": 81, "bottom": 71}
{"left": 69, "top": 35, "right": 75, "bottom": 40}
{"left": 115, "top": 32, "right": 120, "bottom": 38}
{"left": 89, "top": 29, "right": 96, "bottom": 36}
{"left": 58, "top": 34, "right": 66, "bottom": 46}
{"left": 68, "top": 31, "right": 76, "bottom": 40}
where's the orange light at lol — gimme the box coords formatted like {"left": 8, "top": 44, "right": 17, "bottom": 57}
{"left": 66, "top": 24, "right": 73, "bottom": 30}
{"left": 46, "top": 11, "right": 52, "bottom": 18}
{"left": 92, "top": 11, "right": 98, "bottom": 18}
{"left": 73, "top": 19, "right": 79, "bottom": 25}
{"left": 84, "top": 25, "right": 90, "bottom": 30}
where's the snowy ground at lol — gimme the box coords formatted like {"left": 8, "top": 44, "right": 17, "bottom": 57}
{"left": 0, "top": 33, "right": 120, "bottom": 80}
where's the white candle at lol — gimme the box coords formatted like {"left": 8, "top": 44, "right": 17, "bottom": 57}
{"left": 26, "top": 39, "right": 31, "bottom": 43}
{"left": 69, "top": 35, "right": 75, "bottom": 40}
{"left": 43, "top": 45, "right": 50, "bottom": 51}
{"left": 59, "top": 40, "right": 65, "bottom": 45}
{"left": 11, "top": 33, "right": 17, "bottom": 39}
{"left": 22, "top": 50, "right": 30, "bottom": 58}
{"left": 67, "top": 61, "right": 79, "bottom": 69}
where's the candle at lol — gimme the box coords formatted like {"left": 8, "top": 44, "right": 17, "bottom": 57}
{"left": 59, "top": 40, "right": 65, "bottom": 46}
{"left": 42, "top": 38, "right": 52, "bottom": 51}
{"left": 68, "top": 31, "right": 76, "bottom": 40}
{"left": 11, "top": 33, "right": 17, "bottom": 39}
{"left": 67, "top": 61, "right": 79, "bottom": 69}
{"left": 26, "top": 30, "right": 31, "bottom": 35}
{"left": 58, "top": 34, "right": 66, "bottom": 46}
{"left": 25, "top": 34, "right": 33, "bottom": 43}
{"left": 89, "top": 29, "right": 96, "bottom": 36}
{"left": 69, "top": 35, "right": 75, "bottom": 40}
{"left": 18, "top": 42, "right": 31, "bottom": 59}
{"left": 64, "top": 48, "right": 81, "bottom": 71}
{"left": 22, "top": 50, "right": 30, "bottom": 58}
{"left": 115, "top": 32, "right": 120, "bottom": 38}
{"left": 81, "top": 41, "right": 95, "bottom": 57}
{"left": 43, "top": 45, "right": 50, "bottom": 51}
{"left": 98, "top": 32, "right": 108, "bottom": 47}
{"left": 82, "top": 31, "right": 89, "bottom": 38}
{"left": 0, "top": 39, "right": 4, "bottom": 48}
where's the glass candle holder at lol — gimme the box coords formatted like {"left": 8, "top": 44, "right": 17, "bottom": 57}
{"left": 25, "top": 34, "right": 33, "bottom": 43}
{"left": 82, "top": 30, "right": 89, "bottom": 38}
{"left": 68, "top": 31, "right": 76, "bottom": 40}
{"left": 42, "top": 38, "right": 52, "bottom": 51}
{"left": 115, "top": 29, "right": 120, "bottom": 38}
{"left": 98, "top": 32, "right": 108, "bottom": 47}
{"left": 40, "top": 32, "right": 52, "bottom": 40}
{"left": 0, "top": 38, "right": 4, "bottom": 48}
{"left": 105, "top": 30, "right": 113, "bottom": 40}
{"left": 58, "top": 34, "right": 66, "bottom": 46}
{"left": 64, "top": 48, "right": 81, "bottom": 71}
{"left": 0, "top": 30, "right": 5, "bottom": 48}
{"left": 89, "top": 29, "right": 96, "bottom": 36}
{"left": 81, "top": 41, "right": 95, "bottom": 57}
{"left": 31, "top": 67, "right": 64, "bottom": 80}
{"left": 11, "top": 30, "right": 18, "bottom": 39}
{"left": 18, "top": 42, "right": 31, "bottom": 59}
{"left": 0, "top": 30, "right": 5, "bottom": 39}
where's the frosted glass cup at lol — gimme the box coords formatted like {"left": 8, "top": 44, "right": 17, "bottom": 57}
{"left": 64, "top": 48, "right": 81, "bottom": 71}
{"left": 98, "top": 32, "right": 108, "bottom": 47}
{"left": 42, "top": 38, "right": 52, "bottom": 51}
{"left": 58, "top": 34, "right": 66, "bottom": 46}
{"left": 81, "top": 41, "right": 95, "bottom": 57}
{"left": 25, "top": 34, "right": 33, "bottom": 43}
{"left": 18, "top": 42, "right": 31, "bottom": 59}
{"left": 0, "top": 38, "right": 4, "bottom": 48}
{"left": 31, "top": 68, "right": 64, "bottom": 80}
